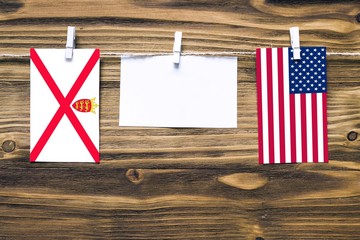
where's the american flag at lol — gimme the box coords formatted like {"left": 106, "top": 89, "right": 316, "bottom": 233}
{"left": 256, "top": 47, "right": 328, "bottom": 164}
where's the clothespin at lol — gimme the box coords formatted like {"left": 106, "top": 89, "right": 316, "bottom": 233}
{"left": 173, "top": 31, "right": 182, "bottom": 64}
{"left": 290, "top": 27, "right": 301, "bottom": 60}
{"left": 65, "top": 26, "right": 76, "bottom": 59}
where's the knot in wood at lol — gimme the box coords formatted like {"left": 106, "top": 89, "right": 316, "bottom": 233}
{"left": 255, "top": 237, "right": 265, "bottom": 240}
{"left": 347, "top": 131, "right": 358, "bottom": 141}
{"left": 125, "top": 169, "right": 144, "bottom": 184}
{"left": 356, "top": 13, "right": 360, "bottom": 23}
{"left": 2, "top": 140, "right": 16, "bottom": 153}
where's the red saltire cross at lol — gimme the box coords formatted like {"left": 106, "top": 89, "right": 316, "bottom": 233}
{"left": 30, "top": 48, "right": 100, "bottom": 163}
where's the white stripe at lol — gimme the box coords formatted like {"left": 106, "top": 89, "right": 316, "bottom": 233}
{"left": 295, "top": 94, "right": 302, "bottom": 163}
{"left": 261, "top": 48, "right": 269, "bottom": 164}
{"left": 272, "top": 49, "right": 280, "bottom": 163}
{"left": 306, "top": 93, "right": 313, "bottom": 163}
{"left": 317, "top": 93, "right": 324, "bottom": 163}
{"left": 283, "top": 48, "right": 291, "bottom": 163}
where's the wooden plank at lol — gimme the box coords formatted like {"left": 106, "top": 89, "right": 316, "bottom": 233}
{"left": 0, "top": 0, "right": 359, "bottom": 54}
{"left": 0, "top": 56, "right": 359, "bottom": 167}
{"left": 0, "top": 0, "right": 359, "bottom": 239}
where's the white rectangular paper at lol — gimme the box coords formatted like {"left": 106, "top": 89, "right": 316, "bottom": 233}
{"left": 30, "top": 49, "right": 100, "bottom": 162}
{"left": 119, "top": 56, "right": 237, "bottom": 128}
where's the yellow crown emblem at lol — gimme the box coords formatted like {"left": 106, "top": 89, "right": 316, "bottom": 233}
{"left": 72, "top": 97, "right": 99, "bottom": 114}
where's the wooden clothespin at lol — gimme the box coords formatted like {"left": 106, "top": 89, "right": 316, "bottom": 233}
{"left": 290, "top": 27, "right": 301, "bottom": 60}
{"left": 173, "top": 31, "right": 182, "bottom": 64}
{"left": 65, "top": 26, "right": 76, "bottom": 60}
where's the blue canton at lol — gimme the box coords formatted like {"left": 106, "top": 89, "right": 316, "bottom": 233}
{"left": 289, "top": 47, "right": 327, "bottom": 94}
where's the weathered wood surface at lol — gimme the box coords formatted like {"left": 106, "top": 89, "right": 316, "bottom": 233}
{"left": 0, "top": 0, "right": 360, "bottom": 239}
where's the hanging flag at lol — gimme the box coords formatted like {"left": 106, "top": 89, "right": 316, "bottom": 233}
{"left": 256, "top": 47, "right": 328, "bottom": 164}
{"left": 30, "top": 49, "right": 100, "bottom": 163}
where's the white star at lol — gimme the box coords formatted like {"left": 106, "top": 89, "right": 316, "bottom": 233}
{"left": 291, "top": 57, "right": 294, "bottom": 60}
{"left": 322, "top": 72, "right": 325, "bottom": 75}
{"left": 322, "top": 87, "right": 326, "bottom": 91}
{"left": 311, "top": 84, "right": 314, "bottom": 87}
{"left": 299, "top": 80, "right": 302, "bottom": 83}
{"left": 318, "top": 83, "right": 322, "bottom": 86}
{"left": 295, "top": 84, "right": 298, "bottom": 87}
{"left": 291, "top": 81, "right": 295, "bottom": 83}
{"left": 315, "top": 87, "right": 318, "bottom": 90}
{"left": 307, "top": 72, "right": 310, "bottom": 75}
{"left": 291, "top": 88, "right": 295, "bottom": 92}
{"left": 318, "top": 76, "right": 321, "bottom": 79}
{"left": 291, "top": 65, "right": 294, "bottom": 68}
{"left": 318, "top": 68, "right": 321, "bottom": 71}
{"left": 314, "top": 72, "right": 318, "bottom": 75}
{"left": 306, "top": 65, "right": 310, "bottom": 68}
{"left": 310, "top": 53, "right": 313, "bottom": 56}
{"left": 318, "top": 60, "right": 321, "bottom": 63}
{"left": 303, "top": 76, "right": 306, "bottom": 79}
{"left": 302, "top": 61, "right": 306, "bottom": 64}
{"left": 322, "top": 56, "right": 325, "bottom": 59}
{"left": 322, "top": 80, "right": 325, "bottom": 82}
{"left": 314, "top": 56, "right": 317, "bottom": 60}
{"left": 314, "top": 48, "right": 317, "bottom": 52}
{"left": 315, "top": 80, "right": 318, "bottom": 83}
{"left": 311, "top": 76, "right": 314, "bottom": 79}
{"left": 306, "top": 57, "right": 309, "bottom": 60}
{"left": 306, "top": 49, "right": 310, "bottom": 52}
{"left": 291, "top": 73, "right": 295, "bottom": 76}
{"left": 299, "top": 88, "right": 303, "bottom": 91}
{"left": 302, "top": 53, "right": 306, "bottom": 56}
{"left": 299, "top": 73, "right": 302, "bottom": 76}
{"left": 321, "top": 48, "right": 325, "bottom": 51}
{"left": 310, "top": 68, "right": 314, "bottom": 71}
{"left": 303, "top": 84, "right": 306, "bottom": 87}
{"left": 314, "top": 64, "right": 318, "bottom": 67}
{"left": 307, "top": 88, "right": 310, "bottom": 91}
{"left": 310, "top": 60, "right": 314, "bottom": 63}
{"left": 295, "top": 77, "right": 298, "bottom": 80}
{"left": 318, "top": 52, "right": 321, "bottom": 56}
{"left": 307, "top": 80, "right": 310, "bottom": 83}
{"left": 322, "top": 64, "right": 325, "bottom": 67}
{"left": 295, "top": 69, "right": 298, "bottom": 72}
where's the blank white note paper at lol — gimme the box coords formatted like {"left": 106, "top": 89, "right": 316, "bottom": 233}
{"left": 119, "top": 56, "right": 237, "bottom": 128}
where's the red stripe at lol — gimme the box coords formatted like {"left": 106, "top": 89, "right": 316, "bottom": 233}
{"left": 289, "top": 94, "right": 296, "bottom": 163}
{"left": 300, "top": 94, "right": 307, "bottom": 163}
{"left": 66, "top": 49, "right": 100, "bottom": 102}
{"left": 30, "top": 106, "right": 66, "bottom": 162}
{"left": 277, "top": 48, "right": 286, "bottom": 164}
{"left": 256, "top": 49, "right": 264, "bottom": 164}
{"left": 30, "top": 49, "right": 100, "bottom": 163}
{"left": 266, "top": 48, "right": 275, "bottom": 164}
{"left": 311, "top": 93, "right": 319, "bottom": 163}
{"left": 30, "top": 49, "right": 64, "bottom": 105}
{"left": 322, "top": 94, "right": 328, "bottom": 163}
{"left": 65, "top": 108, "right": 100, "bottom": 163}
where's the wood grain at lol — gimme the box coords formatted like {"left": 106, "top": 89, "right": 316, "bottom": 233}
{"left": 0, "top": 0, "right": 360, "bottom": 239}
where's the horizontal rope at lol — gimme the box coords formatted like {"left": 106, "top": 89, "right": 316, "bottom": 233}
{"left": 0, "top": 51, "right": 359, "bottom": 58}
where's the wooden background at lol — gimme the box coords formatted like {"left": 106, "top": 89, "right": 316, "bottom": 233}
{"left": 1, "top": 0, "right": 360, "bottom": 239}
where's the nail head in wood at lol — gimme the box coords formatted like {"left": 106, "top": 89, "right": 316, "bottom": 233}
{"left": 125, "top": 169, "right": 144, "bottom": 184}
{"left": 347, "top": 131, "right": 358, "bottom": 141}
{"left": 2, "top": 140, "right": 16, "bottom": 153}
